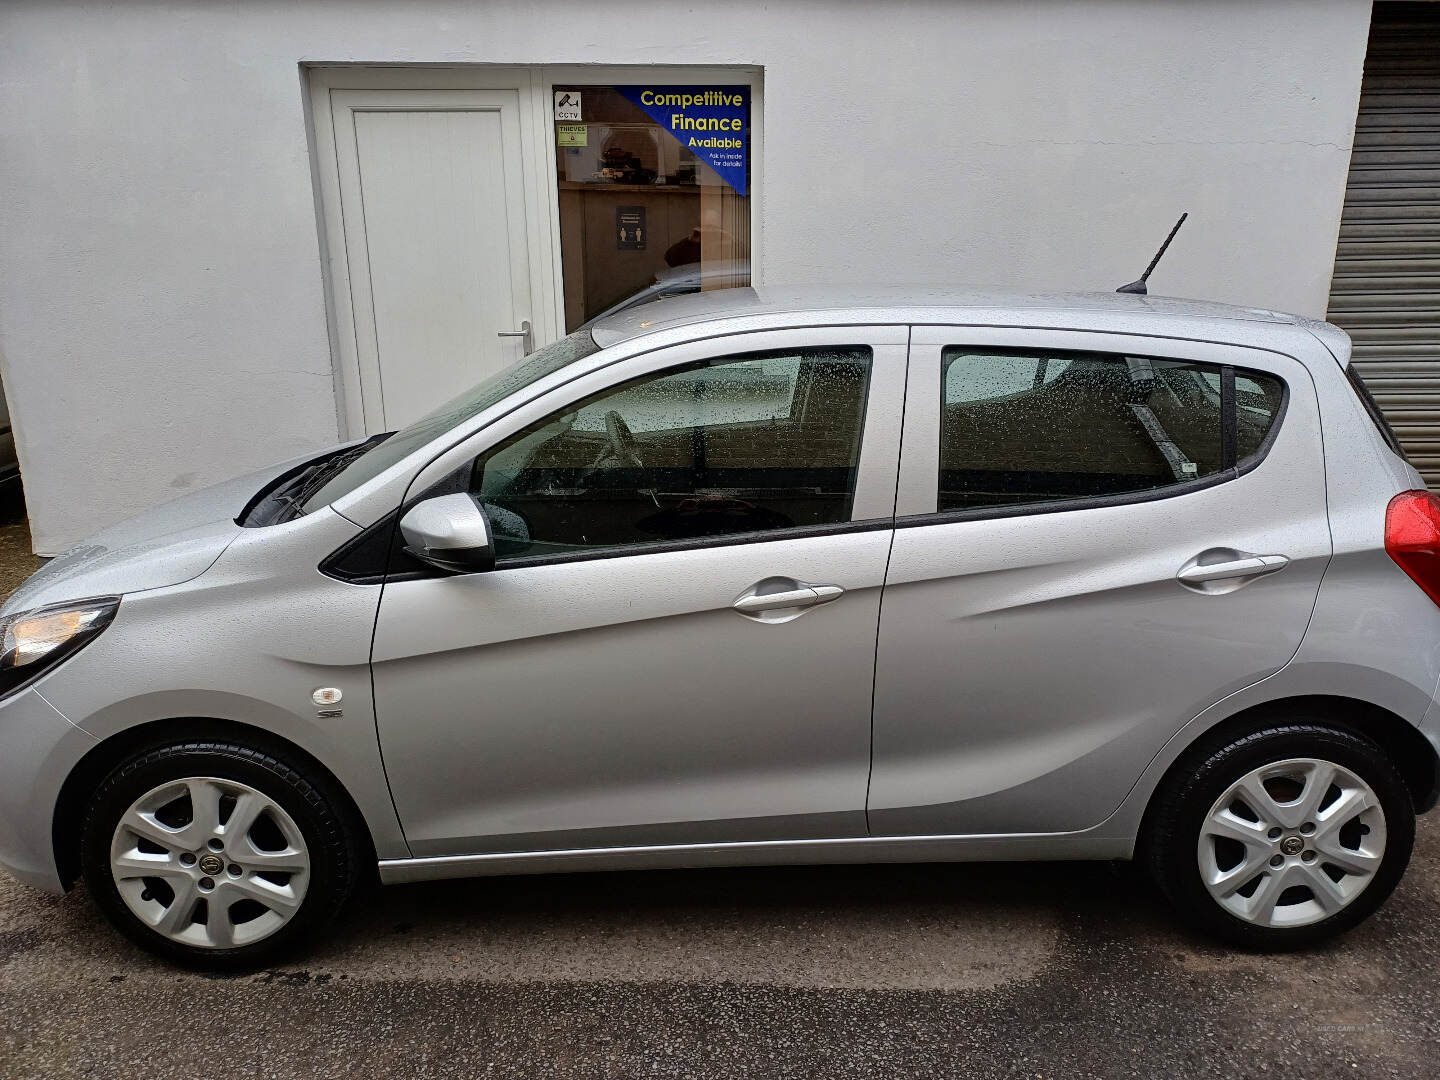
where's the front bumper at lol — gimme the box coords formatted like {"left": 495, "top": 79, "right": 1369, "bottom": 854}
{"left": 0, "top": 687, "right": 96, "bottom": 893}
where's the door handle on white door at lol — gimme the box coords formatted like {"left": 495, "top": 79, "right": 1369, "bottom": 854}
{"left": 1176, "top": 554, "right": 1289, "bottom": 584}
{"left": 497, "top": 320, "right": 533, "bottom": 354}
{"left": 732, "top": 582, "right": 844, "bottom": 615}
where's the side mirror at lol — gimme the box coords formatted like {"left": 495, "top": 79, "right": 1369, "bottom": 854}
{"left": 398, "top": 493, "right": 495, "bottom": 574}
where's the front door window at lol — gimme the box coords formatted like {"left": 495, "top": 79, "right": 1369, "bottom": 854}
{"left": 472, "top": 347, "right": 871, "bottom": 561}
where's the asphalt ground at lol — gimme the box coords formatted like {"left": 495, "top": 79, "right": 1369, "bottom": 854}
{"left": 1, "top": 514, "right": 1438, "bottom": 1079}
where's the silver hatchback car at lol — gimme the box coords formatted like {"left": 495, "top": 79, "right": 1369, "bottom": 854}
{"left": 2, "top": 288, "right": 1438, "bottom": 969}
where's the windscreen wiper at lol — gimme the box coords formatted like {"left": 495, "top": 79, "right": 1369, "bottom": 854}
{"left": 238, "top": 434, "right": 395, "bottom": 528}
{"left": 279, "top": 436, "right": 390, "bottom": 521}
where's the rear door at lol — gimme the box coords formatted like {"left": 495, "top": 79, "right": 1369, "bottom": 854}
{"left": 372, "top": 326, "right": 906, "bottom": 857}
{"left": 868, "top": 326, "right": 1330, "bottom": 836}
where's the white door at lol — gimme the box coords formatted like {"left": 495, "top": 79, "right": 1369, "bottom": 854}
{"left": 321, "top": 88, "right": 538, "bottom": 431}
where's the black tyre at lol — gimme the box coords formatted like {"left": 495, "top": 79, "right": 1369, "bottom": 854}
{"left": 80, "top": 739, "right": 362, "bottom": 970}
{"left": 1144, "top": 723, "right": 1415, "bottom": 950}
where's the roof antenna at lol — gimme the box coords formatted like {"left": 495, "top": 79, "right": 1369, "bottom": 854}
{"left": 1116, "top": 212, "right": 1188, "bottom": 295}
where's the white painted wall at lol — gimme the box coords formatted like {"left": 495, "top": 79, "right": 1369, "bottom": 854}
{"left": 0, "top": 0, "right": 1373, "bottom": 552}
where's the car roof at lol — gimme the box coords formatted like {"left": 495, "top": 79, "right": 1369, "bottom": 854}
{"left": 587, "top": 284, "right": 1333, "bottom": 354}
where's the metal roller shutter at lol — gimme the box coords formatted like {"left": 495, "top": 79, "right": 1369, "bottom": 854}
{"left": 1327, "top": 2, "right": 1440, "bottom": 483}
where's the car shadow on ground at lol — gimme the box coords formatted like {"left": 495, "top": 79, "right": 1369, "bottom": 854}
{"left": 12, "top": 857, "right": 1167, "bottom": 980}
{"left": 12, "top": 761, "right": 1440, "bottom": 991}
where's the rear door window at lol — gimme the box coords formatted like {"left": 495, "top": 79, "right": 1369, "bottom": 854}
{"left": 938, "top": 348, "right": 1285, "bottom": 512}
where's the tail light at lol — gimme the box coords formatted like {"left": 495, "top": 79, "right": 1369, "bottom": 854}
{"left": 1385, "top": 490, "right": 1440, "bottom": 606}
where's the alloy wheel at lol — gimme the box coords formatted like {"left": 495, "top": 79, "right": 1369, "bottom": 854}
{"left": 108, "top": 776, "right": 310, "bottom": 949}
{"left": 1196, "top": 757, "right": 1386, "bottom": 928}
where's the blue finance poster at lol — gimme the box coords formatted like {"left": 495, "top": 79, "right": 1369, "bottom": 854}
{"left": 616, "top": 86, "right": 750, "bottom": 197}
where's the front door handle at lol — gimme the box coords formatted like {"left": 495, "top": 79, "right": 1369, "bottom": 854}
{"left": 497, "top": 319, "right": 533, "bottom": 354}
{"left": 1176, "top": 554, "right": 1289, "bottom": 584}
{"left": 732, "top": 582, "right": 844, "bottom": 615}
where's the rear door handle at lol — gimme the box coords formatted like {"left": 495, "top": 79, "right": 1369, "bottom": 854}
{"left": 1176, "top": 554, "right": 1289, "bottom": 584}
{"left": 732, "top": 582, "right": 844, "bottom": 614}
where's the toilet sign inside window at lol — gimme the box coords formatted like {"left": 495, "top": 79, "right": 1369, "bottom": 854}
{"left": 554, "top": 91, "right": 582, "bottom": 121}
{"left": 616, "top": 206, "right": 646, "bottom": 250}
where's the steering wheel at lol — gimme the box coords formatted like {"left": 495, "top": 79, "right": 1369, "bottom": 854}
{"left": 599, "top": 410, "right": 643, "bottom": 469}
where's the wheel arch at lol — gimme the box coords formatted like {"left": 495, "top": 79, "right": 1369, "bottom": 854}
{"left": 52, "top": 716, "right": 378, "bottom": 889}
{"left": 1139, "top": 694, "right": 1440, "bottom": 845}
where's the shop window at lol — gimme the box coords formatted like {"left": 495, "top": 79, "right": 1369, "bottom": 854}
{"left": 554, "top": 85, "right": 752, "bottom": 331}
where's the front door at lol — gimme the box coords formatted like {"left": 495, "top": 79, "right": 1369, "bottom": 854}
{"left": 869, "top": 326, "right": 1331, "bottom": 837}
{"left": 319, "top": 84, "right": 539, "bottom": 430}
{"left": 371, "top": 327, "right": 906, "bottom": 857}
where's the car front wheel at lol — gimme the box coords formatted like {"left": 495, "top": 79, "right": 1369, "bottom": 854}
{"left": 80, "top": 739, "right": 361, "bottom": 969}
{"left": 1145, "top": 722, "right": 1415, "bottom": 949}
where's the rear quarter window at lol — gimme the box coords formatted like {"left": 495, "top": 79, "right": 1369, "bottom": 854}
{"left": 1345, "top": 364, "right": 1408, "bottom": 460}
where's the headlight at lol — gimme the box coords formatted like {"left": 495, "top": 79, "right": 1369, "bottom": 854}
{"left": 0, "top": 596, "right": 119, "bottom": 698}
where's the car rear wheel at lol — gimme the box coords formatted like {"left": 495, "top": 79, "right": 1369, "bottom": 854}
{"left": 1145, "top": 723, "right": 1415, "bottom": 949}
{"left": 80, "top": 739, "right": 361, "bottom": 970}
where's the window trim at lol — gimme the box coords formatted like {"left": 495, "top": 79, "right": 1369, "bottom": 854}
{"left": 897, "top": 331, "right": 1291, "bottom": 527}
{"left": 477, "top": 515, "right": 894, "bottom": 573}
{"left": 321, "top": 506, "right": 898, "bottom": 585}
{"left": 1220, "top": 364, "right": 1238, "bottom": 470}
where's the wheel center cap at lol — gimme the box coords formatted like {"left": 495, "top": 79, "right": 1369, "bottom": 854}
{"left": 1280, "top": 835, "right": 1304, "bottom": 856}
{"left": 198, "top": 853, "right": 225, "bottom": 876}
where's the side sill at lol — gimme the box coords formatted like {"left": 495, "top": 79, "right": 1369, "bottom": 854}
{"left": 377, "top": 832, "right": 1133, "bottom": 884}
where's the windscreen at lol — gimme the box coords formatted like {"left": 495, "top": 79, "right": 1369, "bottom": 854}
{"left": 300, "top": 329, "right": 603, "bottom": 512}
